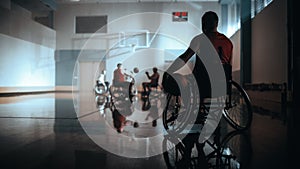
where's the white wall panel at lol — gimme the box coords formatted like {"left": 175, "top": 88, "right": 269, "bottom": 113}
{"left": 0, "top": 34, "right": 55, "bottom": 91}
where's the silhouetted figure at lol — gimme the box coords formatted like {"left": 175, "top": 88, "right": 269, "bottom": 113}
{"left": 162, "top": 11, "right": 233, "bottom": 165}
{"left": 162, "top": 11, "right": 233, "bottom": 100}
{"left": 142, "top": 67, "right": 160, "bottom": 94}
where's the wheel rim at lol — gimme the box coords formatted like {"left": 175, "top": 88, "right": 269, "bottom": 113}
{"left": 223, "top": 81, "right": 252, "bottom": 130}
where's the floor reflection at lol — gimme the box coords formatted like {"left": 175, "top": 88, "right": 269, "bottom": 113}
{"left": 92, "top": 88, "right": 253, "bottom": 167}
{"left": 83, "top": 88, "right": 167, "bottom": 158}
{"left": 94, "top": 88, "right": 165, "bottom": 137}
{"left": 0, "top": 92, "right": 288, "bottom": 169}
{"left": 162, "top": 124, "right": 252, "bottom": 169}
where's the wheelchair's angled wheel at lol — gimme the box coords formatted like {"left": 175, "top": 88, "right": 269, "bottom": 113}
{"left": 94, "top": 83, "right": 107, "bottom": 95}
{"left": 162, "top": 94, "right": 193, "bottom": 135}
{"left": 223, "top": 80, "right": 253, "bottom": 131}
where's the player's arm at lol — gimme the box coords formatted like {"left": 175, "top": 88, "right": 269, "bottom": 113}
{"left": 166, "top": 47, "right": 195, "bottom": 73}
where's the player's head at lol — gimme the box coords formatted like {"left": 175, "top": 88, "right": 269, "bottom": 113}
{"left": 117, "top": 63, "right": 122, "bottom": 68}
{"left": 202, "top": 11, "right": 219, "bottom": 33}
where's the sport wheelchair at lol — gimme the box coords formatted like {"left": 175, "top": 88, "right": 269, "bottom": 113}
{"left": 161, "top": 64, "right": 253, "bottom": 135}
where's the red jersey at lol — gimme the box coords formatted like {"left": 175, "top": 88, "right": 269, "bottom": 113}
{"left": 189, "top": 32, "right": 233, "bottom": 64}
{"left": 113, "top": 68, "right": 125, "bottom": 83}
{"left": 205, "top": 32, "right": 233, "bottom": 64}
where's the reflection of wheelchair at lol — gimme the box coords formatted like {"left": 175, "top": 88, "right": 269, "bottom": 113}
{"left": 109, "top": 75, "right": 138, "bottom": 100}
{"left": 95, "top": 94, "right": 111, "bottom": 118}
{"left": 163, "top": 127, "right": 252, "bottom": 169}
{"left": 109, "top": 84, "right": 139, "bottom": 133}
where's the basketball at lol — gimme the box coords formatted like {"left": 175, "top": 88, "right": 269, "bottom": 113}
{"left": 133, "top": 67, "right": 139, "bottom": 73}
